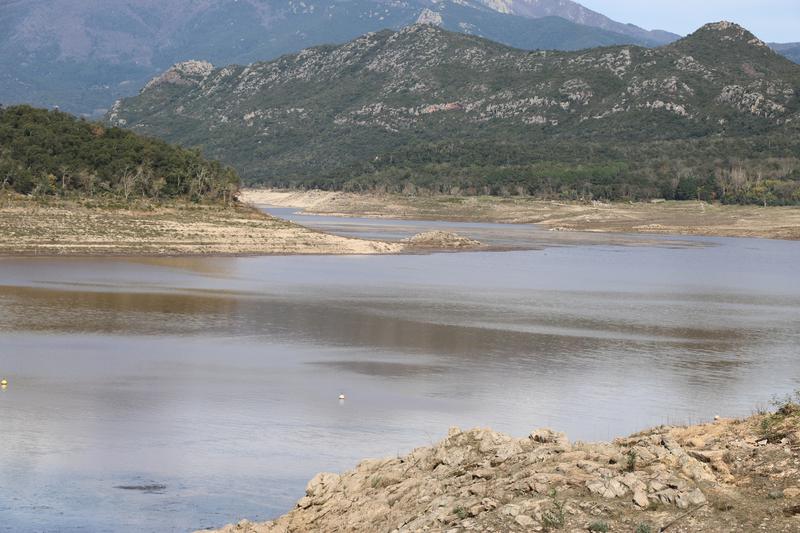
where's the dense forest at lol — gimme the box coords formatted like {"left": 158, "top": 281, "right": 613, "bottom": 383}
{"left": 272, "top": 135, "right": 800, "bottom": 206}
{"left": 0, "top": 105, "right": 239, "bottom": 202}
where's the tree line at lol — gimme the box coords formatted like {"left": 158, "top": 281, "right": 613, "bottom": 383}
{"left": 262, "top": 136, "right": 800, "bottom": 206}
{"left": 0, "top": 105, "right": 239, "bottom": 203}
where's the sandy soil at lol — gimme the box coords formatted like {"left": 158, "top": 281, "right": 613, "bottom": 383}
{"left": 243, "top": 189, "right": 800, "bottom": 240}
{"left": 0, "top": 195, "right": 403, "bottom": 256}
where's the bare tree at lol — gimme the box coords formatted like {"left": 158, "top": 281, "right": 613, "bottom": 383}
{"left": 77, "top": 170, "right": 96, "bottom": 197}
{"left": 189, "top": 166, "right": 212, "bottom": 200}
{"left": 58, "top": 165, "right": 71, "bottom": 195}
{"left": 118, "top": 167, "right": 136, "bottom": 201}
{"left": 134, "top": 164, "right": 155, "bottom": 199}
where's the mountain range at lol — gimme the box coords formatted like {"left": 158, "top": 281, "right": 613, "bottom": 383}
{"left": 770, "top": 42, "right": 800, "bottom": 64}
{"left": 475, "top": 0, "right": 679, "bottom": 44}
{"left": 107, "top": 21, "right": 800, "bottom": 203}
{"left": 2, "top": 0, "right": 796, "bottom": 116}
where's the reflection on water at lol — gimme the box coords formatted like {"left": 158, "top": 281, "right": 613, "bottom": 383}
{"left": 0, "top": 228, "right": 799, "bottom": 532}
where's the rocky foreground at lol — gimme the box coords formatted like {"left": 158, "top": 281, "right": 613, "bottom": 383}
{"left": 203, "top": 403, "right": 800, "bottom": 532}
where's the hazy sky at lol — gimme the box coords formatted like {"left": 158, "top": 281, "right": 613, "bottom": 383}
{"left": 578, "top": 0, "right": 799, "bottom": 42}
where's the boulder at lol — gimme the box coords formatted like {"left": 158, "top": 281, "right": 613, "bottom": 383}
{"left": 530, "top": 428, "right": 569, "bottom": 446}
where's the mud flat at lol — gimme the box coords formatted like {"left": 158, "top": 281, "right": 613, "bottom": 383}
{"left": 201, "top": 402, "right": 800, "bottom": 533}
{"left": 243, "top": 189, "right": 800, "bottom": 241}
{"left": 0, "top": 195, "right": 402, "bottom": 256}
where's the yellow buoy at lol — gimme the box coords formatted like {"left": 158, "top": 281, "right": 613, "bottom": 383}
{"left": 0, "top": 379, "right": 7, "bottom": 386}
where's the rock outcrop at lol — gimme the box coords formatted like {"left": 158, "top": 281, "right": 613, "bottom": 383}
{"left": 143, "top": 60, "right": 214, "bottom": 90}
{"left": 201, "top": 408, "right": 800, "bottom": 532}
{"left": 403, "top": 231, "right": 482, "bottom": 249}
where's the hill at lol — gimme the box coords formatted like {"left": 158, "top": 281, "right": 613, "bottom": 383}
{"left": 109, "top": 22, "right": 800, "bottom": 205}
{"left": 0, "top": 105, "right": 409, "bottom": 257}
{"left": 771, "top": 43, "right": 800, "bottom": 64}
{"left": 0, "top": 105, "right": 238, "bottom": 202}
{"left": 0, "top": 0, "right": 673, "bottom": 116}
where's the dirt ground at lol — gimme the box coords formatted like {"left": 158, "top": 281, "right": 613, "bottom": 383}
{"left": 242, "top": 189, "right": 800, "bottom": 240}
{"left": 0, "top": 195, "right": 402, "bottom": 256}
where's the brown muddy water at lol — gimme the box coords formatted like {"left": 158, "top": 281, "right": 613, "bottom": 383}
{"left": 1, "top": 214, "right": 799, "bottom": 532}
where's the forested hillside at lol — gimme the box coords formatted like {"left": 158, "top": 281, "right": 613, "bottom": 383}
{"left": 0, "top": 105, "right": 239, "bottom": 202}
{"left": 109, "top": 22, "right": 800, "bottom": 205}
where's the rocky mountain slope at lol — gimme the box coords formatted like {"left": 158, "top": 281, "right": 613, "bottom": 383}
{"left": 108, "top": 22, "right": 800, "bottom": 202}
{"left": 202, "top": 402, "right": 800, "bottom": 532}
{"left": 0, "top": 0, "right": 673, "bottom": 116}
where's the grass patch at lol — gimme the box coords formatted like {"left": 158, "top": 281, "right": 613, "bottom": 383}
{"left": 759, "top": 391, "right": 800, "bottom": 443}
{"left": 625, "top": 449, "right": 637, "bottom": 472}
{"left": 542, "top": 489, "right": 566, "bottom": 530}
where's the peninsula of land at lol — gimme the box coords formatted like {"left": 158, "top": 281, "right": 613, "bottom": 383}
{"left": 245, "top": 189, "right": 800, "bottom": 241}
{"left": 0, "top": 194, "right": 487, "bottom": 256}
{"left": 0, "top": 195, "right": 403, "bottom": 256}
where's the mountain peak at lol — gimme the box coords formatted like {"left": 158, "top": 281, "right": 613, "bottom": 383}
{"left": 143, "top": 60, "right": 214, "bottom": 91}
{"left": 416, "top": 8, "right": 444, "bottom": 26}
{"left": 692, "top": 21, "right": 768, "bottom": 48}
{"left": 703, "top": 21, "right": 743, "bottom": 31}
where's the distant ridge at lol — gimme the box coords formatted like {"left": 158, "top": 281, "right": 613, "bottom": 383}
{"left": 771, "top": 42, "right": 800, "bottom": 63}
{"left": 9, "top": 0, "right": 798, "bottom": 116}
{"left": 108, "top": 22, "right": 800, "bottom": 204}
{"left": 475, "top": 0, "right": 680, "bottom": 44}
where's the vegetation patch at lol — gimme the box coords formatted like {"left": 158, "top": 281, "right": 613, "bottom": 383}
{"left": 759, "top": 391, "right": 800, "bottom": 442}
{"left": 0, "top": 105, "right": 238, "bottom": 203}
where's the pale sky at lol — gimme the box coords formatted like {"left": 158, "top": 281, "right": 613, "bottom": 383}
{"left": 578, "top": 0, "right": 799, "bottom": 42}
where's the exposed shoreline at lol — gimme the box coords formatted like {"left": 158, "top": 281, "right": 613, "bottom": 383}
{"left": 4, "top": 190, "right": 796, "bottom": 258}
{"left": 242, "top": 189, "right": 800, "bottom": 241}
{"left": 0, "top": 195, "right": 405, "bottom": 257}
{"left": 200, "top": 405, "right": 800, "bottom": 533}
{"left": 0, "top": 195, "right": 492, "bottom": 257}
{"left": 0, "top": 189, "right": 800, "bottom": 257}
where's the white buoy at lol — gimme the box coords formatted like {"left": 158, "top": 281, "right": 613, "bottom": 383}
{"left": 338, "top": 394, "right": 346, "bottom": 400}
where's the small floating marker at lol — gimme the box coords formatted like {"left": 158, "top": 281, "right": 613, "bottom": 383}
{"left": 338, "top": 394, "right": 346, "bottom": 401}
{"left": 0, "top": 379, "right": 7, "bottom": 386}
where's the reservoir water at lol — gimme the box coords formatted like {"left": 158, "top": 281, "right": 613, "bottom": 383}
{"left": 1, "top": 211, "right": 799, "bottom": 531}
